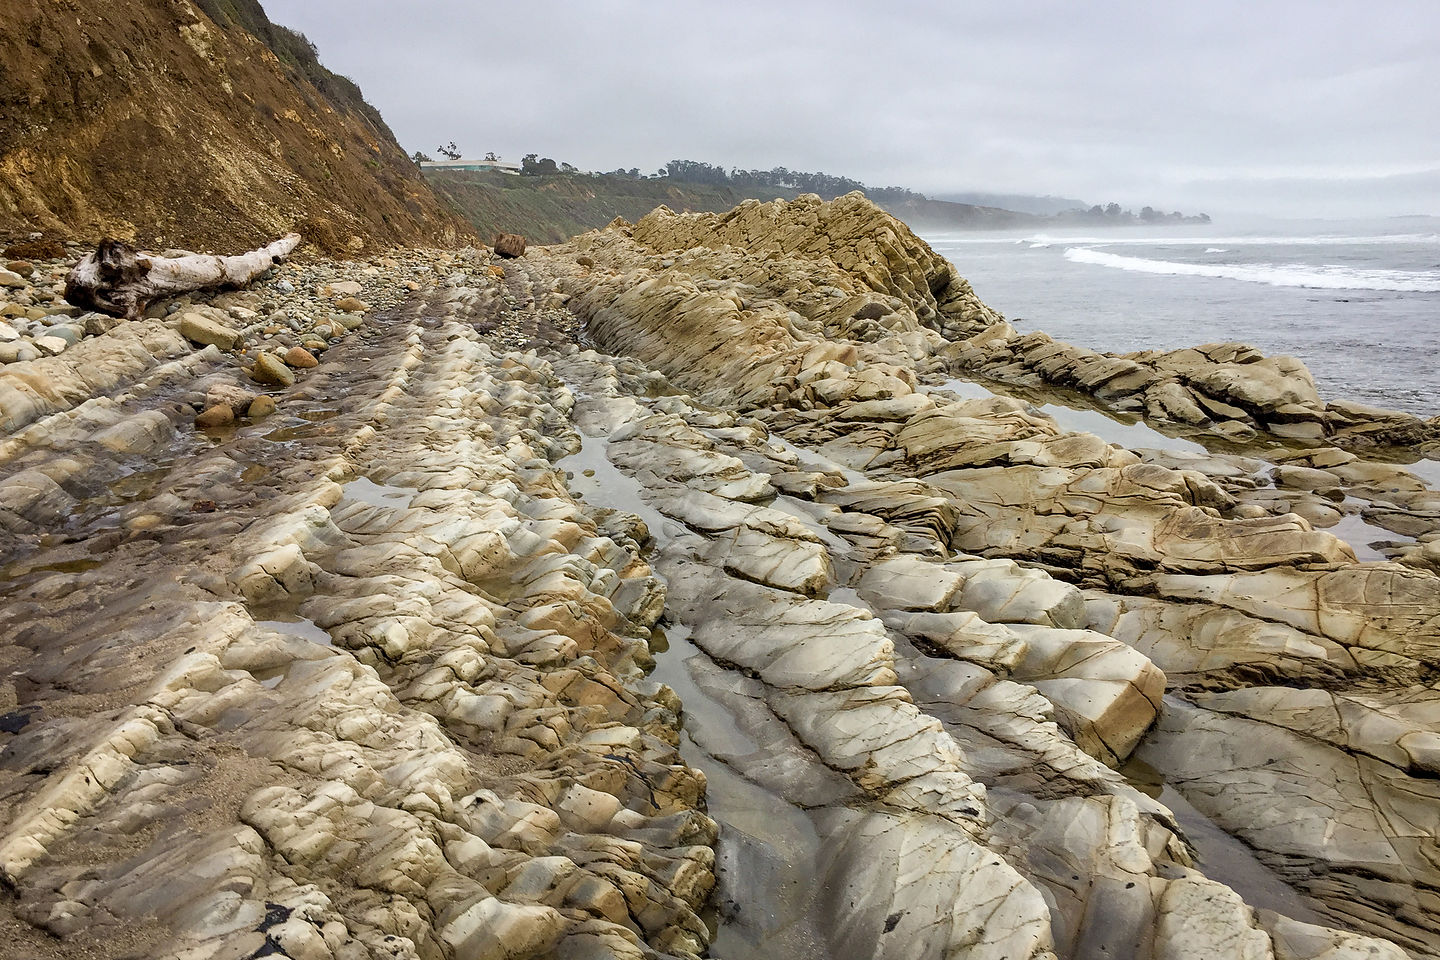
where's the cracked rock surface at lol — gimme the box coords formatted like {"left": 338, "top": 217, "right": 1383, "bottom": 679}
{"left": 1, "top": 194, "right": 1437, "bottom": 959}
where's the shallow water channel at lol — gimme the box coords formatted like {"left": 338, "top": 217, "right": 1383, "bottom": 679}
{"left": 559, "top": 434, "right": 832, "bottom": 957}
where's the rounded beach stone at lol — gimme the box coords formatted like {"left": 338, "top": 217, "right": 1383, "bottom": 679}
{"left": 284, "top": 346, "right": 318, "bottom": 368}
{"left": 195, "top": 403, "right": 235, "bottom": 428}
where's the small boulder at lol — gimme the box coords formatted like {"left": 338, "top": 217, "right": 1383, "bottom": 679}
{"left": 206, "top": 382, "right": 257, "bottom": 412}
{"left": 47, "top": 324, "right": 84, "bottom": 346}
{"left": 247, "top": 394, "right": 277, "bottom": 418}
{"left": 82, "top": 312, "right": 120, "bottom": 337}
{"left": 334, "top": 296, "right": 370, "bottom": 313}
{"left": 494, "top": 233, "right": 527, "bottom": 258}
{"left": 33, "top": 335, "right": 68, "bottom": 356}
{"left": 0, "top": 269, "right": 26, "bottom": 289}
{"left": 284, "top": 346, "right": 318, "bottom": 368}
{"left": 195, "top": 404, "right": 235, "bottom": 428}
{"left": 0, "top": 342, "right": 34, "bottom": 363}
{"left": 251, "top": 352, "right": 295, "bottom": 386}
{"left": 179, "top": 309, "right": 244, "bottom": 350}
{"left": 6, "top": 261, "right": 35, "bottom": 278}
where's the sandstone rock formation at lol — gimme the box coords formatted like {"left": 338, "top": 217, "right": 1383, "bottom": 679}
{"left": 2, "top": 192, "right": 1437, "bottom": 960}
{"left": 941, "top": 326, "right": 1440, "bottom": 451}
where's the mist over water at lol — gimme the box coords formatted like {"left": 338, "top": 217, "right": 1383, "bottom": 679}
{"left": 924, "top": 219, "right": 1440, "bottom": 415}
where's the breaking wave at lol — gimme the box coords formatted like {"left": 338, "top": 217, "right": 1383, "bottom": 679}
{"left": 1063, "top": 247, "right": 1440, "bottom": 292}
{"left": 1030, "top": 232, "right": 1440, "bottom": 247}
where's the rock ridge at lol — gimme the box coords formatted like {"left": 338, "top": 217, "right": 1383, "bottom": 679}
{"left": 0, "top": 193, "right": 1437, "bottom": 959}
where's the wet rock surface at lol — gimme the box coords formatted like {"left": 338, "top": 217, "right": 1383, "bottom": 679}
{"left": 1, "top": 195, "right": 1437, "bottom": 959}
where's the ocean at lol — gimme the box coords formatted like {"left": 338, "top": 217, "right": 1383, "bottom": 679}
{"left": 922, "top": 221, "right": 1440, "bottom": 415}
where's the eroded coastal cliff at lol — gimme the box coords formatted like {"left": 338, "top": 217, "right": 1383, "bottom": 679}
{"left": 0, "top": 0, "right": 469, "bottom": 254}
{"left": 1, "top": 191, "right": 1438, "bottom": 960}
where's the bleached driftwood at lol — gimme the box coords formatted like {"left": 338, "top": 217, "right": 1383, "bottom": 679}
{"left": 65, "top": 233, "right": 301, "bottom": 320}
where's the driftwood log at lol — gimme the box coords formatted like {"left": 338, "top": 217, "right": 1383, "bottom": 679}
{"left": 494, "top": 233, "right": 526, "bottom": 258}
{"left": 66, "top": 233, "right": 301, "bottom": 320}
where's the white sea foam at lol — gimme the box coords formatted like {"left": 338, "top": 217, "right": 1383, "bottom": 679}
{"left": 1063, "top": 247, "right": 1440, "bottom": 292}
{"left": 1204, "top": 247, "right": 1227, "bottom": 254}
{"left": 1023, "top": 233, "right": 1440, "bottom": 247}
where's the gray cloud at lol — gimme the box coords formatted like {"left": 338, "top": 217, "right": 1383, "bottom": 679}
{"left": 262, "top": 0, "right": 1440, "bottom": 219}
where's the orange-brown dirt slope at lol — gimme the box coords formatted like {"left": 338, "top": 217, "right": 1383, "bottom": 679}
{"left": 0, "top": 0, "right": 471, "bottom": 254}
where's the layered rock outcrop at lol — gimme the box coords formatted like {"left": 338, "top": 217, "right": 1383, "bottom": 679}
{"left": 552, "top": 193, "right": 1440, "bottom": 957}
{"left": 942, "top": 327, "right": 1440, "bottom": 451}
{"left": 2, "top": 193, "right": 1437, "bottom": 960}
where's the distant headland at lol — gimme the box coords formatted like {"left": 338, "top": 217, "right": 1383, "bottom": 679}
{"left": 413, "top": 152, "right": 1210, "bottom": 241}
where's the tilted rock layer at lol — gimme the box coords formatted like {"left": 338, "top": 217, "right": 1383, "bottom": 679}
{"left": 1, "top": 192, "right": 1437, "bottom": 960}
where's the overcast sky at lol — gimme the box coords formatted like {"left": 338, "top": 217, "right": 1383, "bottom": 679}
{"left": 263, "top": 0, "right": 1440, "bottom": 219}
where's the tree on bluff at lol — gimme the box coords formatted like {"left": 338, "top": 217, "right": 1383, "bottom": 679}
{"left": 522, "top": 155, "right": 560, "bottom": 175}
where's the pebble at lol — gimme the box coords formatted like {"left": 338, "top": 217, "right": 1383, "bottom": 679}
{"left": 48, "top": 323, "right": 84, "bottom": 346}
{"left": 33, "top": 335, "right": 67, "bottom": 355}
{"left": 84, "top": 312, "right": 120, "bottom": 337}
{"left": 0, "top": 341, "right": 33, "bottom": 362}
{"left": 195, "top": 403, "right": 235, "bottom": 428}
{"left": 180, "top": 309, "right": 245, "bottom": 350}
{"left": 251, "top": 352, "right": 295, "bottom": 386}
{"left": 283, "top": 346, "right": 318, "bottom": 368}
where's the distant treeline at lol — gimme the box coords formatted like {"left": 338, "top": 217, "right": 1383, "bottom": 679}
{"left": 427, "top": 149, "right": 1211, "bottom": 235}
{"left": 584, "top": 159, "right": 1207, "bottom": 223}
{"left": 625, "top": 160, "right": 926, "bottom": 206}
{"left": 503, "top": 156, "right": 924, "bottom": 205}
{"left": 1063, "top": 202, "right": 1211, "bottom": 225}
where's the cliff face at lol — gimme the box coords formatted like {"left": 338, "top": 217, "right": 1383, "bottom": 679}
{"left": 0, "top": 0, "right": 469, "bottom": 254}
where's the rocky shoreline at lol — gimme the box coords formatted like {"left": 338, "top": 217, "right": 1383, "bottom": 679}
{"left": 2, "top": 195, "right": 1438, "bottom": 959}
